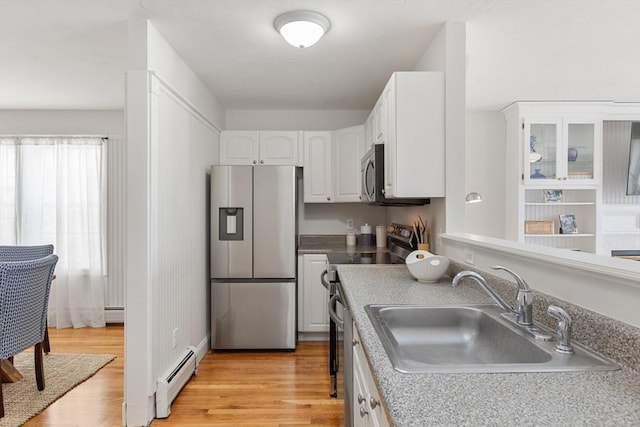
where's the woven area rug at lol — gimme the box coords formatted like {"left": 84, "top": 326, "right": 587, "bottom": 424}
{"left": 0, "top": 352, "right": 115, "bottom": 427}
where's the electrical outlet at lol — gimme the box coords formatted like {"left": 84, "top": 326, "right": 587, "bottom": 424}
{"left": 346, "top": 218, "right": 354, "bottom": 230}
{"left": 172, "top": 328, "right": 178, "bottom": 349}
{"left": 464, "top": 248, "right": 475, "bottom": 265}
{"left": 436, "top": 227, "right": 443, "bottom": 248}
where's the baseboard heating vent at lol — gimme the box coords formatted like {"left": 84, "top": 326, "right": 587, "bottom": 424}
{"left": 155, "top": 346, "right": 197, "bottom": 418}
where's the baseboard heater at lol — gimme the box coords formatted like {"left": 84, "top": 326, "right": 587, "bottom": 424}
{"left": 155, "top": 346, "right": 197, "bottom": 418}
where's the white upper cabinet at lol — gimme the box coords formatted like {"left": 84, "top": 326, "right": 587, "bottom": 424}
{"left": 364, "top": 113, "right": 375, "bottom": 153}
{"left": 303, "top": 131, "right": 333, "bottom": 203}
{"left": 523, "top": 117, "right": 600, "bottom": 186}
{"left": 378, "top": 72, "right": 445, "bottom": 199}
{"left": 303, "top": 125, "right": 364, "bottom": 203}
{"left": 502, "top": 102, "right": 605, "bottom": 188}
{"left": 258, "top": 131, "right": 299, "bottom": 165}
{"left": 220, "top": 130, "right": 299, "bottom": 165}
{"left": 219, "top": 131, "right": 259, "bottom": 165}
{"left": 333, "top": 125, "right": 363, "bottom": 202}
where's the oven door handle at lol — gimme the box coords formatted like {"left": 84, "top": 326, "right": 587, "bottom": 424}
{"left": 321, "top": 269, "right": 331, "bottom": 290}
{"left": 328, "top": 293, "right": 344, "bottom": 327}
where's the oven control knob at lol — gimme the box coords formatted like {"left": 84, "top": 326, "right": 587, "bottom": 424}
{"left": 370, "top": 397, "right": 379, "bottom": 409}
{"left": 352, "top": 339, "right": 359, "bottom": 347}
{"left": 360, "top": 407, "right": 369, "bottom": 417}
{"left": 358, "top": 394, "right": 365, "bottom": 404}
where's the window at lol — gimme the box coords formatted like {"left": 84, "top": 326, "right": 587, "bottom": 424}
{"left": 0, "top": 136, "right": 107, "bottom": 328}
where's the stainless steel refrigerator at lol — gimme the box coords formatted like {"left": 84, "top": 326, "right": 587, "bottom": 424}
{"left": 210, "top": 165, "right": 297, "bottom": 350}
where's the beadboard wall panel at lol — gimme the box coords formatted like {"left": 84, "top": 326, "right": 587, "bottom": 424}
{"left": 106, "top": 135, "right": 125, "bottom": 313}
{"left": 603, "top": 121, "right": 640, "bottom": 204}
{"left": 601, "top": 121, "right": 640, "bottom": 254}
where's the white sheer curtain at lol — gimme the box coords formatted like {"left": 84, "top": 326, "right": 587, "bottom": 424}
{"left": 0, "top": 136, "right": 107, "bottom": 328}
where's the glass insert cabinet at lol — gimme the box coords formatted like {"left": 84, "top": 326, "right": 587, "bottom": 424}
{"left": 524, "top": 118, "right": 600, "bottom": 186}
{"left": 501, "top": 101, "right": 607, "bottom": 254}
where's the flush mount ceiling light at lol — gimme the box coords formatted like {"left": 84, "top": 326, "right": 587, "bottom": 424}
{"left": 274, "top": 10, "right": 330, "bottom": 48}
{"left": 465, "top": 192, "right": 483, "bottom": 204}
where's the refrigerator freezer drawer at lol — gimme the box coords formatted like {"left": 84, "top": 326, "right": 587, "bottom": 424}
{"left": 211, "top": 281, "right": 296, "bottom": 350}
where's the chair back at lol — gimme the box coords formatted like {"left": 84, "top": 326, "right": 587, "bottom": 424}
{"left": 0, "top": 244, "right": 54, "bottom": 262}
{"left": 0, "top": 254, "right": 58, "bottom": 359}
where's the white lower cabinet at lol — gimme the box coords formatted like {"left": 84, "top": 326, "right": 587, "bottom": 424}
{"left": 297, "top": 254, "right": 329, "bottom": 333}
{"left": 352, "top": 326, "right": 390, "bottom": 427}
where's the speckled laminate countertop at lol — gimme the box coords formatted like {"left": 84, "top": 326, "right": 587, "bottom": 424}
{"left": 336, "top": 264, "right": 640, "bottom": 426}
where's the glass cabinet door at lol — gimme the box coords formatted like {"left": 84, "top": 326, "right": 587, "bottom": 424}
{"left": 524, "top": 120, "right": 561, "bottom": 182}
{"left": 565, "top": 122, "right": 595, "bottom": 181}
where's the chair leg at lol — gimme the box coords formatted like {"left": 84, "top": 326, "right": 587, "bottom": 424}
{"left": 43, "top": 326, "right": 51, "bottom": 354}
{"left": 35, "top": 343, "right": 45, "bottom": 391}
{"left": 1, "top": 369, "right": 4, "bottom": 418}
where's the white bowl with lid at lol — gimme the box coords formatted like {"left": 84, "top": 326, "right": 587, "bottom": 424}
{"left": 405, "top": 250, "right": 450, "bottom": 283}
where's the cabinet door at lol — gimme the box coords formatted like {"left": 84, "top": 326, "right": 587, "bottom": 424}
{"left": 365, "top": 114, "right": 375, "bottom": 153}
{"left": 303, "top": 131, "right": 333, "bottom": 203}
{"left": 220, "top": 131, "right": 259, "bottom": 165}
{"left": 300, "top": 254, "right": 329, "bottom": 332}
{"left": 524, "top": 118, "right": 562, "bottom": 183}
{"left": 381, "top": 78, "right": 396, "bottom": 197}
{"left": 563, "top": 119, "right": 599, "bottom": 184}
{"left": 259, "top": 131, "right": 298, "bottom": 165}
{"left": 374, "top": 100, "right": 384, "bottom": 144}
{"left": 352, "top": 348, "right": 370, "bottom": 427}
{"left": 352, "top": 326, "right": 390, "bottom": 427}
{"left": 333, "top": 125, "right": 364, "bottom": 202}
{"left": 524, "top": 118, "right": 599, "bottom": 185}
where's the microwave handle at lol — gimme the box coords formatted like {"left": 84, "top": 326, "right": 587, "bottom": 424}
{"left": 364, "top": 160, "right": 375, "bottom": 200}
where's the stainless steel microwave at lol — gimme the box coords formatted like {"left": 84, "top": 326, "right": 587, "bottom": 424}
{"left": 360, "top": 144, "right": 430, "bottom": 206}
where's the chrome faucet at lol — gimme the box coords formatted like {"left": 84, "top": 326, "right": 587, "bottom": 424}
{"left": 547, "top": 305, "right": 574, "bottom": 354}
{"left": 452, "top": 265, "right": 534, "bottom": 327}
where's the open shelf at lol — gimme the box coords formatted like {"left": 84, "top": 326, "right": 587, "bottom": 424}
{"left": 525, "top": 233, "right": 595, "bottom": 238}
{"left": 524, "top": 202, "right": 595, "bottom": 206}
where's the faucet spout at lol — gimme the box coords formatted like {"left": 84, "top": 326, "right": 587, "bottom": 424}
{"left": 491, "top": 265, "right": 534, "bottom": 326}
{"left": 452, "top": 271, "right": 514, "bottom": 314}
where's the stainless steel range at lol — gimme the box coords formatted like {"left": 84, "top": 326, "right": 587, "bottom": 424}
{"left": 321, "top": 223, "right": 418, "bottom": 424}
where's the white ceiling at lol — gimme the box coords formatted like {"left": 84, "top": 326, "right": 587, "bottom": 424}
{"left": 0, "top": 0, "right": 638, "bottom": 112}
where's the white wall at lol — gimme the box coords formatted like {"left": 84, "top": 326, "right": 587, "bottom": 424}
{"left": 465, "top": 112, "right": 506, "bottom": 238}
{"left": 443, "top": 234, "right": 640, "bottom": 327}
{"left": 125, "top": 18, "right": 221, "bottom": 426}
{"left": 0, "top": 109, "right": 124, "bottom": 135}
{"left": 298, "top": 188, "right": 387, "bottom": 235}
{"left": 406, "top": 22, "right": 466, "bottom": 253}
{"left": 226, "top": 109, "right": 368, "bottom": 130}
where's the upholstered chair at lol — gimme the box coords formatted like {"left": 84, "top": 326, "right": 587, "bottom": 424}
{"left": 0, "top": 245, "right": 54, "bottom": 353}
{"left": 0, "top": 254, "right": 58, "bottom": 418}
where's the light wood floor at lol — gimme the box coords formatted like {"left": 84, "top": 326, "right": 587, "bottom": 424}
{"left": 21, "top": 326, "right": 344, "bottom": 426}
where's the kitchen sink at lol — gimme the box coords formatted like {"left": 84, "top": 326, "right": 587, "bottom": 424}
{"left": 365, "top": 304, "right": 620, "bottom": 373}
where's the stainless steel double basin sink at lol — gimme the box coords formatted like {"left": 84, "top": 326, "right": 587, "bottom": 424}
{"left": 365, "top": 304, "right": 620, "bottom": 374}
